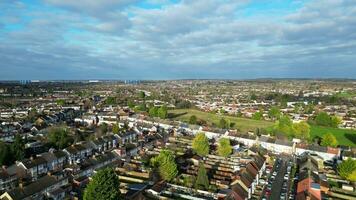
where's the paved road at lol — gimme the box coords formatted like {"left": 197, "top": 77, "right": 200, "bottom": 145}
{"left": 269, "top": 159, "right": 287, "bottom": 200}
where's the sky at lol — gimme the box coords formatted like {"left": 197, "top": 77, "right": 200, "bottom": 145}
{"left": 0, "top": 0, "right": 355, "bottom": 80}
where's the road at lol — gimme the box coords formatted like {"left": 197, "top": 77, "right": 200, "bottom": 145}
{"left": 269, "top": 159, "right": 287, "bottom": 200}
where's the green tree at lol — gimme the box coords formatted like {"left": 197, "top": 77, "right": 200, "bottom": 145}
{"left": 136, "top": 103, "right": 147, "bottom": 112}
{"left": 150, "top": 150, "right": 178, "bottom": 181}
{"left": 192, "top": 132, "right": 209, "bottom": 157}
{"left": 189, "top": 115, "right": 197, "bottom": 124}
{"left": 149, "top": 106, "right": 159, "bottom": 117}
{"left": 56, "top": 99, "right": 65, "bottom": 106}
{"left": 315, "top": 112, "right": 332, "bottom": 127}
{"left": 139, "top": 91, "right": 146, "bottom": 99}
{"left": 321, "top": 133, "right": 338, "bottom": 147}
{"left": 293, "top": 121, "right": 310, "bottom": 141}
{"left": 48, "top": 127, "right": 73, "bottom": 149}
{"left": 11, "top": 134, "right": 25, "bottom": 161}
{"left": 0, "top": 142, "right": 12, "bottom": 166}
{"left": 83, "top": 168, "right": 122, "bottom": 200}
{"left": 112, "top": 123, "right": 119, "bottom": 135}
{"left": 217, "top": 138, "right": 232, "bottom": 157}
{"left": 268, "top": 106, "right": 280, "bottom": 120}
{"left": 252, "top": 111, "right": 263, "bottom": 120}
{"left": 158, "top": 106, "right": 168, "bottom": 119}
{"left": 105, "top": 97, "right": 116, "bottom": 105}
{"left": 100, "top": 123, "right": 108, "bottom": 135}
{"left": 183, "top": 175, "right": 195, "bottom": 188}
{"left": 331, "top": 116, "right": 341, "bottom": 128}
{"left": 127, "top": 100, "right": 135, "bottom": 108}
{"left": 273, "top": 115, "right": 294, "bottom": 137}
{"left": 219, "top": 118, "right": 230, "bottom": 129}
{"left": 337, "top": 158, "right": 356, "bottom": 182}
{"left": 195, "top": 162, "right": 209, "bottom": 190}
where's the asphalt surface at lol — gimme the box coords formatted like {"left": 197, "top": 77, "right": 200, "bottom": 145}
{"left": 269, "top": 159, "right": 287, "bottom": 200}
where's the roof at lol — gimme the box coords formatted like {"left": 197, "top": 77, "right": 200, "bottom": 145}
{"left": 53, "top": 150, "right": 67, "bottom": 159}
{"left": 246, "top": 163, "right": 258, "bottom": 177}
{"left": 275, "top": 139, "right": 293, "bottom": 146}
{"left": 5, "top": 175, "right": 65, "bottom": 200}
{"left": 19, "top": 157, "right": 47, "bottom": 169}
{"left": 231, "top": 183, "right": 248, "bottom": 200}
{"left": 39, "top": 152, "right": 56, "bottom": 163}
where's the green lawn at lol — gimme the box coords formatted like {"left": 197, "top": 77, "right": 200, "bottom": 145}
{"left": 168, "top": 109, "right": 273, "bottom": 133}
{"left": 309, "top": 125, "right": 356, "bottom": 147}
{"left": 168, "top": 109, "right": 356, "bottom": 147}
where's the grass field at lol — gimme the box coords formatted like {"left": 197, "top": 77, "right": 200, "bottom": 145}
{"left": 309, "top": 126, "right": 356, "bottom": 147}
{"left": 168, "top": 109, "right": 273, "bottom": 133}
{"left": 168, "top": 109, "right": 356, "bottom": 147}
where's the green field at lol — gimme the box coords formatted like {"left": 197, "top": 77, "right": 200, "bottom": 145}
{"left": 309, "top": 126, "right": 356, "bottom": 147}
{"left": 168, "top": 109, "right": 273, "bottom": 133}
{"left": 168, "top": 109, "right": 356, "bottom": 147}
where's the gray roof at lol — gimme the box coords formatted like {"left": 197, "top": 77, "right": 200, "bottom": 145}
{"left": 5, "top": 175, "right": 66, "bottom": 200}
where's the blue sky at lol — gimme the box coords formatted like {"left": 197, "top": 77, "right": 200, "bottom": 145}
{"left": 0, "top": 0, "right": 355, "bottom": 80}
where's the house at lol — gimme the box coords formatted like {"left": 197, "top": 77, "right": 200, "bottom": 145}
{"left": 119, "top": 130, "right": 138, "bottom": 145}
{"left": 39, "top": 150, "right": 67, "bottom": 172}
{"left": 16, "top": 157, "right": 48, "bottom": 180}
{"left": 64, "top": 143, "right": 93, "bottom": 164}
{"left": 296, "top": 171, "right": 321, "bottom": 200}
{"left": 0, "top": 175, "right": 68, "bottom": 200}
{"left": 0, "top": 165, "right": 25, "bottom": 192}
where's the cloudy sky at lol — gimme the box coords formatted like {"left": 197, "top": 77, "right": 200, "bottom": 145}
{"left": 0, "top": 0, "right": 355, "bottom": 80}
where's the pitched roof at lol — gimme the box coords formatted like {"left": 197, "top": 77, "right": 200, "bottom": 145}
{"left": 5, "top": 175, "right": 65, "bottom": 200}
{"left": 20, "top": 157, "right": 47, "bottom": 169}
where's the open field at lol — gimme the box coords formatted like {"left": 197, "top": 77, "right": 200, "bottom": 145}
{"left": 168, "top": 109, "right": 356, "bottom": 147}
{"left": 310, "top": 126, "right": 356, "bottom": 147}
{"left": 168, "top": 109, "right": 273, "bottom": 133}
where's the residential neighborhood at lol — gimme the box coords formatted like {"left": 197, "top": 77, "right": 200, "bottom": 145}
{"left": 0, "top": 80, "right": 355, "bottom": 200}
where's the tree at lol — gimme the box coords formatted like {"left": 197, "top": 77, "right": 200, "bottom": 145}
{"left": 192, "top": 132, "right": 209, "bottom": 157}
{"left": 48, "top": 127, "right": 73, "bottom": 149}
{"left": 273, "top": 115, "right": 294, "bottom": 137}
{"left": 219, "top": 118, "right": 230, "bottom": 129}
{"left": 136, "top": 103, "right": 147, "bottom": 112}
{"left": 293, "top": 121, "right": 310, "bottom": 141}
{"left": 217, "top": 138, "right": 232, "bottom": 157}
{"left": 150, "top": 150, "right": 178, "bottom": 181}
{"left": 268, "top": 106, "right": 280, "bottom": 120}
{"left": 56, "top": 99, "right": 65, "bottom": 106}
{"left": 105, "top": 97, "right": 116, "bottom": 105}
{"left": 195, "top": 162, "right": 209, "bottom": 190}
{"left": 321, "top": 133, "right": 338, "bottom": 147}
{"left": 183, "top": 175, "right": 195, "bottom": 188}
{"left": 127, "top": 100, "right": 135, "bottom": 108}
{"left": 149, "top": 106, "right": 159, "bottom": 117}
{"left": 139, "top": 91, "right": 146, "bottom": 99}
{"left": 189, "top": 115, "right": 197, "bottom": 124}
{"left": 337, "top": 158, "right": 356, "bottom": 182}
{"left": 112, "top": 123, "right": 119, "bottom": 135}
{"left": 0, "top": 142, "right": 12, "bottom": 166}
{"left": 331, "top": 116, "right": 341, "bottom": 128}
{"left": 99, "top": 123, "right": 108, "bottom": 135}
{"left": 11, "top": 134, "right": 25, "bottom": 161}
{"left": 83, "top": 168, "right": 122, "bottom": 200}
{"left": 158, "top": 106, "right": 168, "bottom": 119}
{"left": 252, "top": 111, "right": 263, "bottom": 120}
{"left": 315, "top": 112, "right": 333, "bottom": 127}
